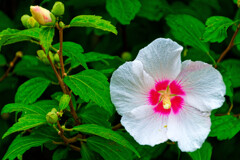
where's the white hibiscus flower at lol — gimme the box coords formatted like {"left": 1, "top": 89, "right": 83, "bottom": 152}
{"left": 110, "top": 38, "right": 226, "bottom": 152}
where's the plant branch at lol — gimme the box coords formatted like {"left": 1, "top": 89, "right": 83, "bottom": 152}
{"left": 0, "top": 51, "right": 22, "bottom": 82}
{"left": 112, "top": 123, "right": 122, "bottom": 131}
{"left": 215, "top": 24, "right": 240, "bottom": 67}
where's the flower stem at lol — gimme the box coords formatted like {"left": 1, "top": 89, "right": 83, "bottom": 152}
{"left": 0, "top": 51, "right": 22, "bottom": 82}
{"left": 215, "top": 24, "right": 240, "bottom": 68}
{"left": 112, "top": 123, "right": 122, "bottom": 131}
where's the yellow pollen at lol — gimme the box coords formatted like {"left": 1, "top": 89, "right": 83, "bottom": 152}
{"left": 163, "top": 95, "right": 171, "bottom": 109}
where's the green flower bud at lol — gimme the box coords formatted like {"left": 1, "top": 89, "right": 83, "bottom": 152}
{"left": 21, "top": 14, "right": 31, "bottom": 28}
{"left": 51, "top": 1, "right": 65, "bottom": 16}
{"left": 121, "top": 51, "right": 132, "bottom": 61}
{"left": 46, "top": 109, "right": 58, "bottom": 124}
{"left": 59, "top": 21, "right": 65, "bottom": 28}
{"left": 27, "top": 17, "right": 40, "bottom": 28}
{"left": 37, "top": 50, "right": 55, "bottom": 65}
{"left": 54, "top": 53, "right": 60, "bottom": 63}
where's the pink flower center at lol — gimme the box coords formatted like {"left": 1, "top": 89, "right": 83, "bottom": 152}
{"left": 148, "top": 80, "right": 185, "bottom": 116}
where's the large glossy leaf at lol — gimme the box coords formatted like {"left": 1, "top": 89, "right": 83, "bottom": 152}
{"left": 203, "top": 16, "right": 235, "bottom": 43}
{"left": 70, "top": 15, "right": 117, "bottom": 35}
{"left": 87, "top": 136, "right": 133, "bottom": 160}
{"left": 72, "top": 124, "right": 140, "bottom": 157}
{"left": 79, "top": 103, "right": 111, "bottom": 127}
{"left": 2, "top": 114, "right": 47, "bottom": 139}
{"left": 40, "top": 27, "right": 55, "bottom": 54}
{"left": 166, "top": 14, "right": 209, "bottom": 53}
{"left": 64, "top": 69, "right": 114, "bottom": 115}
{"left": 2, "top": 135, "right": 49, "bottom": 160}
{"left": 106, "top": 0, "right": 141, "bottom": 25}
{"left": 53, "top": 42, "right": 87, "bottom": 69}
{"left": 15, "top": 77, "right": 51, "bottom": 104}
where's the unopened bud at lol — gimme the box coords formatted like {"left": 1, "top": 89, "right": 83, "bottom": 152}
{"left": 51, "top": 1, "right": 65, "bottom": 16}
{"left": 37, "top": 50, "right": 55, "bottom": 65}
{"left": 16, "top": 51, "right": 23, "bottom": 57}
{"left": 54, "top": 53, "right": 60, "bottom": 63}
{"left": 27, "top": 17, "right": 39, "bottom": 28}
{"left": 121, "top": 51, "right": 132, "bottom": 61}
{"left": 46, "top": 108, "right": 58, "bottom": 124}
{"left": 30, "top": 6, "right": 56, "bottom": 26}
{"left": 21, "top": 14, "right": 31, "bottom": 28}
{"left": 59, "top": 21, "right": 65, "bottom": 28}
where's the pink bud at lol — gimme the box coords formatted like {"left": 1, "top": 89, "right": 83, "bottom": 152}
{"left": 30, "top": 6, "right": 53, "bottom": 25}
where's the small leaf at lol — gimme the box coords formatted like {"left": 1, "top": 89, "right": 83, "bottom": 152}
{"left": 59, "top": 94, "right": 71, "bottom": 110}
{"left": 87, "top": 136, "right": 133, "bottom": 160}
{"left": 15, "top": 77, "right": 51, "bottom": 104}
{"left": 53, "top": 42, "right": 87, "bottom": 69}
{"left": 166, "top": 14, "right": 209, "bottom": 53}
{"left": 137, "top": 0, "right": 169, "bottom": 21}
{"left": 64, "top": 70, "right": 114, "bottom": 115}
{"left": 209, "top": 115, "right": 240, "bottom": 140}
{"left": 40, "top": 27, "right": 55, "bottom": 54}
{"left": 106, "top": 0, "right": 141, "bottom": 25}
{"left": 14, "top": 55, "right": 56, "bottom": 81}
{"left": 79, "top": 102, "right": 111, "bottom": 128}
{"left": 84, "top": 52, "right": 116, "bottom": 63}
{"left": 72, "top": 124, "right": 140, "bottom": 157}
{"left": 2, "top": 135, "right": 49, "bottom": 160}
{"left": 203, "top": 16, "right": 235, "bottom": 43}
{"left": 188, "top": 142, "right": 212, "bottom": 160}
{"left": 70, "top": 15, "right": 117, "bottom": 35}
{"left": 2, "top": 114, "right": 47, "bottom": 139}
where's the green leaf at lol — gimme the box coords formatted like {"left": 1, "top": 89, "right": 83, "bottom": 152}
{"left": 53, "top": 42, "right": 87, "bottom": 69}
{"left": 0, "top": 28, "right": 40, "bottom": 51}
{"left": 81, "top": 142, "right": 97, "bottom": 160}
{"left": 70, "top": 15, "right": 117, "bottom": 35}
{"left": 84, "top": 52, "right": 116, "bottom": 63}
{"left": 2, "top": 135, "right": 49, "bottom": 160}
{"left": 188, "top": 142, "right": 212, "bottom": 160}
{"left": 1, "top": 100, "right": 58, "bottom": 116}
{"left": 2, "top": 114, "right": 47, "bottom": 139}
{"left": 79, "top": 102, "right": 111, "bottom": 128}
{"left": 52, "top": 148, "right": 68, "bottom": 160}
{"left": 14, "top": 55, "right": 56, "bottom": 82}
{"left": 0, "top": 54, "right": 7, "bottom": 66}
{"left": 166, "top": 14, "right": 209, "bottom": 53}
{"left": 209, "top": 115, "right": 240, "bottom": 140}
{"left": 40, "top": 27, "right": 55, "bottom": 54}
{"left": 87, "top": 136, "right": 133, "bottom": 160}
{"left": 203, "top": 16, "right": 235, "bottom": 43}
{"left": 73, "top": 124, "right": 140, "bottom": 157}
{"left": 15, "top": 77, "right": 51, "bottom": 104}
{"left": 137, "top": 0, "right": 169, "bottom": 21}
{"left": 106, "top": 0, "right": 141, "bottom": 25}
{"left": 64, "top": 69, "right": 114, "bottom": 115}
{"left": 221, "top": 59, "right": 240, "bottom": 88}
{"left": 59, "top": 94, "right": 71, "bottom": 110}
{"left": 32, "top": 125, "right": 62, "bottom": 142}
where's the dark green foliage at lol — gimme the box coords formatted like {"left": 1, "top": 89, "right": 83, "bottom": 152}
{"left": 0, "top": 0, "right": 240, "bottom": 160}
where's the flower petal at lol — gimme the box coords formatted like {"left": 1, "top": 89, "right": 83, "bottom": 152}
{"left": 121, "top": 105, "right": 168, "bottom": 146}
{"left": 110, "top": 60, "right": 155, "bottom": 116}
{"left": 135, "top": 38, "right": 183, "bottom": 81}
{"left": 167, "top": 105, "right": 211, "bottom": 152}
{"left": 176, "top": 60, "right": 226, "bottom": 111}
